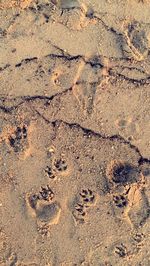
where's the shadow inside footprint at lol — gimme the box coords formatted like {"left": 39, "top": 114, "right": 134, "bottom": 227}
{"left": 36, "top": 202, "right": 61, "bottom": 225}
{"left": 27, "top": 188, "right": 61, "bottom": 225}
{"left": 107, "top": 161, "right": 140, "bottom": 185}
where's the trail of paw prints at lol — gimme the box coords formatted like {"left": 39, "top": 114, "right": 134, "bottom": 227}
{"left": 8, "top": 124, "right": 28, "bottom": 153}
{"left": 72, "top": 188, "right": 96, "bottom": 224}
{"left": 26, "top": 185, "right": 61, "bottom": 235}
{"left": 111, "top": 230, "right": 147, "bottom": 264}
{"left": 106, "top": 160, "right": 149, "bottom": 228}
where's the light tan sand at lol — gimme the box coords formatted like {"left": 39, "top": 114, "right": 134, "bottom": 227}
{"left": 0, "top": 0, "right": 150, "bottom": 265}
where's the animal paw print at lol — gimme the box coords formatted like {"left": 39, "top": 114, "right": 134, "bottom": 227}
{"left": 27, "top": 187, "right": 61, "bottom": 227}
{"left": 72, "top": 189, "right": 96, "bottom": 223}
{"left": 54, "top": 158, "right": 68, "bottom": 172}
{"left": 113, "top": 194, "right": 128, "bottom": 208}
{"left": 114, "top": 244, "right": 127, "bottom": 258}
{"left": 28, "top": 186, "right": 54, "bottom": 208}
{"left": 39, "top": 185, "right": 54, "bottom": 201}
{"left": 132, "top": 231, "right": 145, "bottom": 243}
{"left": 45, "top": 166, "right": 56, "bottom": 179}
{"left": 72, "top": 203, "right": 86, "bottom": 223}
{"left": 45, "top": 158, "right": 68, "bottom": 179}
{"left": 9, "top": 125, "right": 28, "bottom": 152}
{"left": 79, "top": 189, "right": 95, "bottom": 207}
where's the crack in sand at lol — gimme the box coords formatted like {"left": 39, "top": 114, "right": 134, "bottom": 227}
{"left": 1, "top": 50, "right": 150, "bottom": 86}
{"left": 31, "top": 107, "right": 150, "bottom": 166}
{"left": 0, "top": 78, "right": 149, "bottom": 164}
{"left": 110, "top": 70, "right": 150, "bottom": 85}
{"left": 93, "top": 12, "right": 122, "bottom": 37}
{"left": 1, "top": 98, "right": 149, "bottom": 165}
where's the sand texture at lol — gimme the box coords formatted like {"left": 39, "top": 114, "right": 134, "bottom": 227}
{"left": 0, "top": 0, "right": 150, "bottom": 265}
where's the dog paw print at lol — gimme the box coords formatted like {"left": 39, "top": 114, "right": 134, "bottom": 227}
{"left": 113, "top": 194, "right": 128, "bottom": 208}
{"left": 54, "top": 158, "right": 68, "bottom": 172}
{"left": 72, "top": 189, "right": 96, "bottom": 223}
{"left": 45, "top": 157, "right": 68, "bottom": 179}
{"left": 39, "top": 185, "right": 54, "bottom": 202}
{"left": 28, "top": 186, "right": 54, "bottom": 209}
{"left": 132, "top": 231, "right": 145, "bottom": 244}
{"left": 9, "top": 125, "right": 28, "bottom": 152}
{"left": 79, "top": 189, "right": 95, "bottom": 207}
{"left": 27, "top": 187, "right": 61, "bottom": 227}
{"left": 72, "top": 203, "right": 86, "bottom": 223}
{"left": 114, "top": 244, "right": 127, "bottom": 258}
{"left": 45, "top": 166, "right": 56, "bottom": 179}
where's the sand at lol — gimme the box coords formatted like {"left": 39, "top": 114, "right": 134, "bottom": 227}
{"left": 0, "top": 0, "right": 150, "bottom": 265}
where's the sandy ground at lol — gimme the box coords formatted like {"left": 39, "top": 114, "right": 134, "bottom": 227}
{"left": 0, "top": 0, "right": 150, "bottom": 265}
